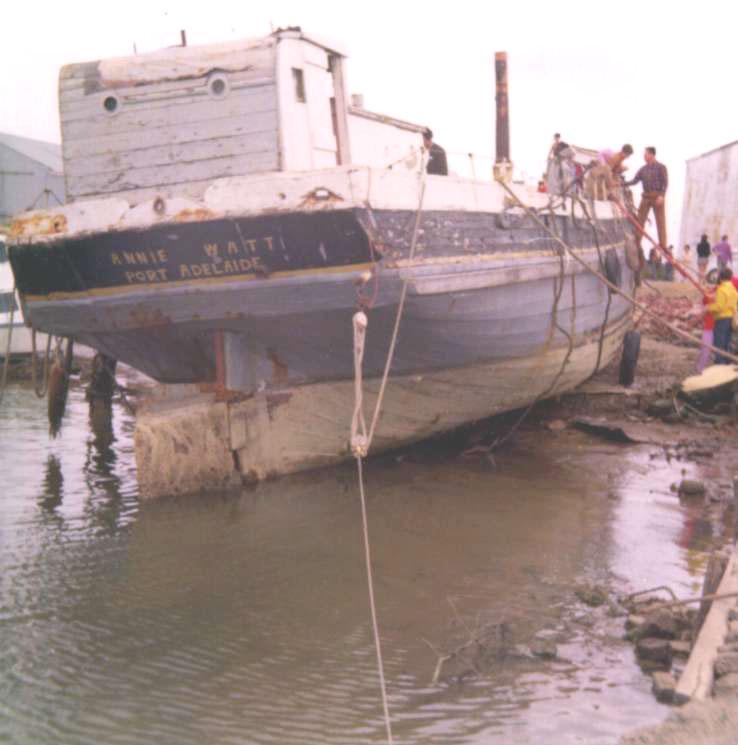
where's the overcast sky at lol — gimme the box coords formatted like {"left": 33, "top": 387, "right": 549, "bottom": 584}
{"left": 2, "top": 0, "right": 735, "bottom": 244}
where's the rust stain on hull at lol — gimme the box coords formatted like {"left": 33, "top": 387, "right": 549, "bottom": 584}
{"left": 175, "top": 207, "right": 217, "bottom": 222}
{"left": 10, "top": 212, "right": 68, "bottom": 238}
{"left": 129, "top": 305, "right": 172, "bottom": 327}
{"left": 267, "top": 348, "right": 289, "bottom": 384}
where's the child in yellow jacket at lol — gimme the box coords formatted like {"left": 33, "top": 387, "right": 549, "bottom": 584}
{"left": 709, "top": 268, "right": 738, "bottom": 363}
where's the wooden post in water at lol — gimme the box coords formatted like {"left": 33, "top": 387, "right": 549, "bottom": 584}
{"left": 87, "top": 353, "right": 118, "bottom": 445}
{"left": 493, "top": 51, "right": 513, "bottom": 183}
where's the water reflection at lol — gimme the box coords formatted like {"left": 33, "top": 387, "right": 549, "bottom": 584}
{"left": 1, "top": 384, "right": 734, "bottom": 745}
{"left": 39, "top": 454, "right": 64, "bottom": 513}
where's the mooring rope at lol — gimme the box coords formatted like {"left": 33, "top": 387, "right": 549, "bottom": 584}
{"left": 355, "top": 455, "right": 394, "bottom": 745}
{"left": 349, "top": 159, "right": 428, "bottom": 745}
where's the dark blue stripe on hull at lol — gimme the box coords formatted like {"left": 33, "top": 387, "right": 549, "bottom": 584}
{"left": 10, "top": 211, "right": 373, "bottom": 296}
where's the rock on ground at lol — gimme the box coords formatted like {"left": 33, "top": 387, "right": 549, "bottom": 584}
{"left": 651, "top": 671, "right": 677, "bottom": 703}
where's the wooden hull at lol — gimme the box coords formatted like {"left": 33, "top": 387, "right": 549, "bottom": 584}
{"left": 9, "top": 168, "right": 636, "bottom": 387}
{"left": 135, "top": 311, "right": 631, "bottom": 497}
{"left": 8, "top": 167, "right": 637, "bottom": 494}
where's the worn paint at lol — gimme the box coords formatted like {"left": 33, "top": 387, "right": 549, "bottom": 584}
{"left": 129, "top": 305, "right": 171, "bottom": 327}
{"left": 175, "top": 207, "right": 217, "bottom": 222}
{"left": 267, "top": 349, "right": 289, "bottom": 384}
{"left": 6, "top": 167, "right": 619, "bottom": 247}
{"left": 299, "top": 186, "right": 345, "bottom": 207}
{"left": 9, "top": 212, "right": 68, "bottom": 238}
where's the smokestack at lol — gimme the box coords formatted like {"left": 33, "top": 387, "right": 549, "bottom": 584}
{"left": 494, "top": 51, "right": 513, "bottom": 182}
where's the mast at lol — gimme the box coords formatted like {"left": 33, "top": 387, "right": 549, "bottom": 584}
{"left": 493, "top": 51, "right": 513, "bottom": 182}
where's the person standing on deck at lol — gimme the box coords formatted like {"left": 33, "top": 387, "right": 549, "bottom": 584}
{"left": 602, "top": 144, "right": 633, "bottom": 179}
{"left": 625, "top": 146, "right": 668, "bottom": 253}
{"left": 713, "top": 235, "right": 733, "bottom": 271}
{"left": 423, "top": 128, "right": 448, "bottom": 176}
{"left": 589, "top": 144, "right": 633, "bottom": 200}
{"left": 708, "top": 268, "right": 738, "bottom": 364}
{"left": 696, "top": 234, "right": 711, "bottom": 281}
{"left": 549, "top": 133, "right": 566, "bottom": 159}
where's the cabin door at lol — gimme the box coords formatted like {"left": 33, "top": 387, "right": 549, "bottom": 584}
{"left": 301, "top": 45, "right": 339, "bottom": 168}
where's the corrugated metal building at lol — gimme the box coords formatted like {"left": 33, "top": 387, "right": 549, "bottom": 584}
{"left": 0, "top": 132, "right": 65, "bottom": 226}
{"left": 679, "top": 139, "right": 738, "bottom": 249}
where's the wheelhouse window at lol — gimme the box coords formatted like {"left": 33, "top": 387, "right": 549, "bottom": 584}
{"left": 292, "top": 68, "right": 306, "bottom": 103}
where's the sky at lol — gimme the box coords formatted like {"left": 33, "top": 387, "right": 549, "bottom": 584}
{"left": 2, "top": 0, "right": 736, "bottom": 245}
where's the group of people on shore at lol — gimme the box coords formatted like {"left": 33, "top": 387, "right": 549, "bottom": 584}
{"left": 681, "top": 235, "right": 733, "bottom": 280}
{"left": 688, "top": 235, "right": 737, "bottom": 370}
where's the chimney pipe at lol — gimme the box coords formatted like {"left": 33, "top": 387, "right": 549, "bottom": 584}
{"left": 494, "top": 51, "right": 513, "bottom": 182}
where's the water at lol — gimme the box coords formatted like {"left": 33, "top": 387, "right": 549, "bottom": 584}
{"left": 0, "top": 382, "right": 730, "bottom": 744}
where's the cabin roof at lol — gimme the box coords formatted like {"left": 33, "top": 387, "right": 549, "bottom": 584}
{"left": 0, "top": 131, "right": 63, "bottom": 174}
{"left": 61, "top": 36, "right": 276, "bottom": 87}
{"left": 60, "top": 28, "right": 348, "bottom": 88}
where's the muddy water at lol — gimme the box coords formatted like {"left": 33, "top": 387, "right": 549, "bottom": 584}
{"left": 0, "top": 382, "right": 731, "bottom": 744}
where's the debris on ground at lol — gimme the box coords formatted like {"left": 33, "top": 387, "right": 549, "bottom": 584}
{"left": 681, "top": 365, "right": 738, "bottom": 405}
{"left": 636, "top": 291, "right": 704, "bottom": 347}
{"left": 575, "top": 584, "right": 609, "bottom": 607}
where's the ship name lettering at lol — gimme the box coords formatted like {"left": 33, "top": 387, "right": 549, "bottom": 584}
{"left": 221, "top": 236, "right": 275, "bottom": 257}
{"left": 114, "top": 249, "right": 168, "bottom": 266}
{"left": 178, "top": 256, "right": 267, "bottom": 279}
{"left": 124, "top": 268, "right": 168, "bottom": 283}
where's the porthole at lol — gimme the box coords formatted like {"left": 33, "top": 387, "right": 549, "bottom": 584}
{"left": 102, "top": 95, "right": 119, "bottom": 114}
{"left": 207, "top": 73, "right": 229, "bottom": 99}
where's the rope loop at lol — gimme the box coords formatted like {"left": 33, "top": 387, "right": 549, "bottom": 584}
{"left": 350, "top": 311, "right": 369, "bottom": 458}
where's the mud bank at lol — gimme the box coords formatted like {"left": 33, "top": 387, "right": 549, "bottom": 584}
{"left": 515, "top": 285, "right": 738, "bottom": 745}
{"left": 619, "top": 556, "right": 738, "bottom": 745}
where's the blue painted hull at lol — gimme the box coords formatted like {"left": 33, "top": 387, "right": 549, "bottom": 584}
{"left": 10, "top": 207, "right": 635, "bottom": 389}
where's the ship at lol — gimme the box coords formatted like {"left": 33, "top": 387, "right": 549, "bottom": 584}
{"left": 7, "top": 28, "right": 638, "bottom": 496}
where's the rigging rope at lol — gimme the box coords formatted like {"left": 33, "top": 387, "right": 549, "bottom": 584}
{"left": 484, "top": 193, "right": 578, "bottom": 452}
{"left": 496, "top": 180, "right": 738, "bottom": 366}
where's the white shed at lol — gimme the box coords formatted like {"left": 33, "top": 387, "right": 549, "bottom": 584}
{"left": 0, "top": 132, "right": 65, "bottom": 224}
{"left": 680, "top": 140, "right": 738, "bottom": 248}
